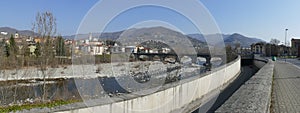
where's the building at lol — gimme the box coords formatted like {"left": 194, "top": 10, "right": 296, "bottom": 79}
{"left": 251, "top": 42, "right": 291, "bottom": 57}
{"left": 291, "top": 38, "right": 300, "bottom": 57}
{"left": 34, "top": 37, "right": 46, "bottom": 43}
{"left": 123, "top": 46, "right": 135, "bottom": 53}
{"left": 162, "top": 48, "right": 171, "bottom": 53}
{"left": 251, "top": 42, "right": 266, "bottom": 54}
{"left": 1, "top": 32, "right": 8, "bottom": 35}
{"left": 14, "top": 32, "right": 19, "bottom": 38}
{"left": 90, "top": 41, "right": 105, "bottom": 55}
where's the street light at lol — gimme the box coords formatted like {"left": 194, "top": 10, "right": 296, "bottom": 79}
{"left": 285, "top": 29, "right": 288, "bottom": 46}
{"left": 285, "top": 29, "right": 288, "bottom": 62}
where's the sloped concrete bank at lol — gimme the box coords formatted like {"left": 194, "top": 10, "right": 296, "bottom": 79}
{"left": 18, "top": 57, "right": 241, "bottom": 113}
{"left": 216, "top": 58, "right": 274, "bottom": 113}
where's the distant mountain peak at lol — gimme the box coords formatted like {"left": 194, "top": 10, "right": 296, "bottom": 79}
{"left": 231, "top": 33, "right": 243, "bottom": 36}
{"left": 188, "top": 33, "right": 265, "bottom": 47}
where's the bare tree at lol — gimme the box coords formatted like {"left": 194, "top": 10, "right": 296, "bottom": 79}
{"left": 32, "top": 11, "right": 57, "bottom": 102}
{"left": 270, "top": 38, "right": 280, "bottom": 45}
{"left": 33, "top": 12, "right": 57, "bottom": 38}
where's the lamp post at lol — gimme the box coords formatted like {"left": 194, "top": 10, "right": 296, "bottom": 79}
{"left": 285, "top": 29, "right": 288, "bottom": 62}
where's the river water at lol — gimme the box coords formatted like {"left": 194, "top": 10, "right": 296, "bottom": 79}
{"left": 0, "top": 65, "right": 203, "bottom": 107}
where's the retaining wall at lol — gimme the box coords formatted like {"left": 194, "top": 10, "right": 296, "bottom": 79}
{"left": 49, "top": 57, "right": 241, "bottom": 113}
{"left": 254, "top": 57, "right": 268, "bottom": 68}
{"left": 216, "top": 57, "right": 274, "bottom": 113}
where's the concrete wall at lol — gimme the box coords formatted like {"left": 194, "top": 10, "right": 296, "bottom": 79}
{"left": 216, "top": 58, "right": 274, "bottom": 113}
{"left": 253, "top": 57, "right": 268, "bottom": 68}
{"left": 52, "top": 57, "right": 241, "bottom": 113}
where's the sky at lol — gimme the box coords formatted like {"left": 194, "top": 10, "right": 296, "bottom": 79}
{"left": 1, "top": 0, "right": 300, "bottom": 43}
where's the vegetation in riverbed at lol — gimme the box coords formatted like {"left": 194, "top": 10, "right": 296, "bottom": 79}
{"left": 0, "top": 99, "right": 81, "bottom": 113}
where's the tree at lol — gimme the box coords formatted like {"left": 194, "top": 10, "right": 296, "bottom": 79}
{"left": 226, "top": 45, "right": 235, "bottom": 63}
{"left": 32, "top": 11, "right": 57, "bottom": 102}
{"left": 33, "top": 12, "right": 57, "bottom": 38}
{"left": 55, "top": 36, "right": 65, "bottom": 56}
{"left": 8, "top": 34, "right": 21, "bottom": 104}
{"left": 34, "top": 42, "right": 41, "bottom": 57}
{"left": 9, "top": 34, "right": 17, "bottom": 56}
{"left": 4, "top": 43, "right": 9, "bottom": 57}
{"left": 106, "top": 40, "right": 116, "bottom": 46}
{"left": 234, "top": 42, "right": 241, "bottom": 53}
{"left": 0, "top": 39, "right": 6, "bottom": 69}
{"left": 55, "top": 36, "right": 66, "bottom": 64}
{"left": 270, "top": 38, "right": 280, "bottom": 45}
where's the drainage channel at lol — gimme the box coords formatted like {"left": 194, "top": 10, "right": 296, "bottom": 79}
{"left": 192, "top": 64, "right": 259, "bottom": 113}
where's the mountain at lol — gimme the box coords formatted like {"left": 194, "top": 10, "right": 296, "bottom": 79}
{"left": 1, "top": 26, "right": 264, "bottom": 48}
{"left": 116, "top": 27, "right": 205, "bottom": 51}
{"left": 224, "top": 33, "right": 265, "bottom": 47}
{"left": 0, "top": 27, "right": 38, "bottom": 37}
{"left": 66, "top": 27, "right": 205, "bottom": 46}
{"left": 65, "top": 27, "right": 264, "bottom": 48}
{"left": 187, "top": 33, "right": 231, "bottom": 42}
{"left": 69, "top": 26, "right": 206, "bottom": 54}
{"left": 63, "top": 31, "right": 123, "bottom": 40}
{"left": 188, "top": 33, "right": 265, "bottom": 47}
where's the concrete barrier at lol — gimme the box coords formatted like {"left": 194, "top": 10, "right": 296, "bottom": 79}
{"left": 38, "top": 57, "right": 241, "bottom": 113}
{"left": 216, "top": 58, "right": 274, "bottom": 113}
{"left": 253, "top": 57, "right": 268, "bottom": 68}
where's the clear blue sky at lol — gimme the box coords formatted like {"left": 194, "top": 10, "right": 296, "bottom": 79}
{"left": 1, "top": 0, "right": 300, "bottom": 43}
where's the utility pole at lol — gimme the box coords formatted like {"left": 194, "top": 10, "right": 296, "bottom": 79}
{"left": 285, "top": 29, "right": 288, "bottom": 62}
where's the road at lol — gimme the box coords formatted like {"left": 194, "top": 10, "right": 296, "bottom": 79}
{"left": 271, "top": 59, "right": 300, "bottom": 113}
{"left": 277, "top": 58, "right": 300, "bottom": 66}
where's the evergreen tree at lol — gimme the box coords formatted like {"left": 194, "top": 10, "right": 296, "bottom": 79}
{"left": 35, "top": 42, "right": 41, "bottom": 57}
{"left": 4, "top": 43, "right": 9, "bottom": 57}
{"left": 56, "top": 36, "right": 65, "bottom": 56}
{"left": 9, "top": 34, "right": 17, "bottom": 56}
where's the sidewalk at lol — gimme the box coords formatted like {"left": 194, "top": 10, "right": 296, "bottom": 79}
{"left": 272, "top": 61, "right": 300, "bottom": 113}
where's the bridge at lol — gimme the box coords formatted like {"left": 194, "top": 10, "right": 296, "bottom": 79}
{"left": 131, "top": 52, "right": 224, "bottom": 65}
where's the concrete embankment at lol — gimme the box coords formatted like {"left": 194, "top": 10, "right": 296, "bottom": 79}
{"left": 216, "top": 57, "right": 274, "bottom": 113}
{"left": 20, "top": 57, "right": 240, "bottom": 113}
{"left": 194, "top": 64, "right": 259, "bottom": 113}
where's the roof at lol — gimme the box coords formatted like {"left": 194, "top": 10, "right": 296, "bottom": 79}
{"left": 291, "top": 38, "right": 300, "bottom": 42}
{"left": 251, "top": 42, "right": 266, "bottom": 46}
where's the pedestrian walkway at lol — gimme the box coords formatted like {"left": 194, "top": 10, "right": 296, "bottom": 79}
{"left": 272, "top": 61, "right": 300, "bottom": 113}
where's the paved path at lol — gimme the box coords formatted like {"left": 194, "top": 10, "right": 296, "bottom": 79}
{"left": 272, "top": 61, "right": 300, "bottom": 113}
